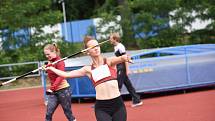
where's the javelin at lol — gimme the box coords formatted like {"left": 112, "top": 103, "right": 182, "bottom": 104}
{"left": 0, "top": 40, "right": 109, "bottom": 87}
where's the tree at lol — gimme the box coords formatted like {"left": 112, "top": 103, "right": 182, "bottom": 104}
{"left": 94, "top": 0, "right": 138, "bottom": 49}
{"left": 0, "top": 0, "right": 62, "bottom": 50}
{"left": 95, "top": 0, "right": 215, "bottom": 49}
{"left": 58, "top": 0, "right": 105, "bottom": 21}
{"left": 117, "top": 0, "right": 138, "bottom": 48}
{"left": 0, "top": 0, "right": 63, "bottom": 64}
{"left": 130, "top": 0, "right": 182, "bottom": 48}
{"left": 0, "top": 0, "right": 62, "bottom": 30}
{"left": 171, "top": 0, "right": 215, "bottom": 44}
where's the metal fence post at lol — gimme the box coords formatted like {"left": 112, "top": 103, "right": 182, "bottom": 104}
{"left": 40, "top": 62, "right": 48, "bottom": 105}
{"left": 184, "top": 47, "right": 191, "bottom": 84}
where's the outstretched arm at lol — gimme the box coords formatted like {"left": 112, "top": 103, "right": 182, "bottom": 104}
{"left": 46, "top": 66, "right": 87, "bottom": 78}
{"left": 108, "top": 54, "right": 132, "bottom": 67}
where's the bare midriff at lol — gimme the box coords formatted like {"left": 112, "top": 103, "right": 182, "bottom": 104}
{"left": 95, "top": 80, "right": 121, "bottom": 100}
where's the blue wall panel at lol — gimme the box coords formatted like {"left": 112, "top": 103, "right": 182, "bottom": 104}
{"left": 61, "top": 19, "right": 95, "bottom": 43}
{"left": 61, "top": 44, "right": 215, "bottom": 98}
{"left": 65, "top": 66, "right": 96, "bottom": 97}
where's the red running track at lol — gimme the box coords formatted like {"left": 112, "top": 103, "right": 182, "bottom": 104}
{"left": 0, "top": 87, "right": 215, "bottom": 121}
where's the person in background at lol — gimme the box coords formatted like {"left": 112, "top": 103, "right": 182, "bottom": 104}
{"left": 109, "top": 33, "right": 143, "bottom": 107}
{"left": 44, "top": 36, "right": 130, "bottom": 121}
{"left": 43, "top": 43, "right": 76, "bottom": 121}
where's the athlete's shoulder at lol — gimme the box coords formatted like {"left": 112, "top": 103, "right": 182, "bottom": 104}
{"left": 117, "top": 43, "right": 126, "bottom": 53}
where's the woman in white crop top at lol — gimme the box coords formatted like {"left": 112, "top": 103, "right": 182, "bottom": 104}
{"left": 45, "top": 36, "right": 131, "bottom": 121}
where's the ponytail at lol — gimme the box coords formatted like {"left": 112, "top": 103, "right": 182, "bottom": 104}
{"left": 44, "top": 43, "right": 61, "bottom": 56}
{"left": 52, "top": 43, "right": 60, "bottom": 56}
{"left": 83, "top": 36, "right": 94, "bottom": 49}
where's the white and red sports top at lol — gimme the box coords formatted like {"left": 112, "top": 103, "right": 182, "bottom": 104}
{"left": 90, "top": 59, "right": 117, "bottom": 87}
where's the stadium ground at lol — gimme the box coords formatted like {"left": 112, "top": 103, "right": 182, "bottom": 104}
{"left": 0, "top": 87, "right": 214, "bottom": 121}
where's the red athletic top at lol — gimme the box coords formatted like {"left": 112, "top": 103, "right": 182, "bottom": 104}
{"left": 90, "top": 58, "right": 117, "bottom": 87}
{"left": 46, "top": 56, "right": 69, "bottom": 91}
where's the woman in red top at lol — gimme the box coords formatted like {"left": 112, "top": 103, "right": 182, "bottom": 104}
{"left": 45, "top": 36, "right": 132, "bottom": 121}
{"left": 43, "top": 43, "right": 76, "bottom": 121}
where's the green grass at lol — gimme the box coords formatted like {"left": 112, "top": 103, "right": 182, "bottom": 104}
{"left": 0, "top": 77, "right": 44, "bottom": 90}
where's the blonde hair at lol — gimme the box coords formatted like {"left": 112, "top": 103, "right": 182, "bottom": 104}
{"left": 44, "top": 43, "right": 61, "bottom": 56}
{"left": 83, "top": 36, "right": 94, "bottom": 49}
{"left": 110, "top": 32, "right": 121, "bottom": 42}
